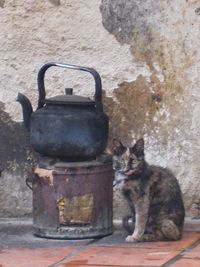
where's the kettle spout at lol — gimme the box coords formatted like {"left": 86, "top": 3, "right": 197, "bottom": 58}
{"left": 16, "top": 93, "right": 33, "bottom": 130}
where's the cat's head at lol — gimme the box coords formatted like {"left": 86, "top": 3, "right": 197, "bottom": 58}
{"left": 112, "top": 138, "right": 145, "bottom": 177}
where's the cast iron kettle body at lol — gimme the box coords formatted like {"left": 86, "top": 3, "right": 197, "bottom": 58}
{"left": 17, "top": 62, "right": 109, "bottom": 159}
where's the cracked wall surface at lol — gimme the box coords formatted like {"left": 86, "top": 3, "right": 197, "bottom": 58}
{"left": 0, "top": 0, "right": 200, "bottom": 218}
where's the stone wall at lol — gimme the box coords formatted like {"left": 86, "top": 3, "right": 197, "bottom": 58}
{"left": 0, "top": 0, "right": 200, "bottom": 218}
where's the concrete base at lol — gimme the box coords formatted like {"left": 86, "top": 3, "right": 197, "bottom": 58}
{"left": 0, "top": 217, "right": 200, "bottom": 267}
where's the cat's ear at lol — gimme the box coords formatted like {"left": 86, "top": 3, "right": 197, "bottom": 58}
{"left": 131, "top": 138, "right": 144, "bottom": 157}
{"left": 112, "top": 139, "right": 126, "bottom": 155}
{"left": 136, "top": 138, "right": 144, "bottom": 149}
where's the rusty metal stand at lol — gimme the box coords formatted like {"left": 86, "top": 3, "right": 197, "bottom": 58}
{"left": 31, "top": 155, "right": 114, "bottom": 239}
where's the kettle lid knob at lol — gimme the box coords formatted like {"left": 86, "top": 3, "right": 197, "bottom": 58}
{"left": 65, "top": 88, "right": 73, "bottom": 95}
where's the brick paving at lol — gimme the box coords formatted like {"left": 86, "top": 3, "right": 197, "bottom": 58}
{"left": 0, "top": 219, "right": 199, "bottom": 267}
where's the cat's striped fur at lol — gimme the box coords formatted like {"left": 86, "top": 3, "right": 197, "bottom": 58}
{"left": 113, "top": 138, "right": 185, "bottom": 242}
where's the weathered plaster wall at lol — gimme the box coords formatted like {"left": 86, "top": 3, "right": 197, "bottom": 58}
{"left": 0, "top": 0, "right": 200, "bottom": 218}
{"left": 101, "top": 0, "right": 200, "bottom": 218}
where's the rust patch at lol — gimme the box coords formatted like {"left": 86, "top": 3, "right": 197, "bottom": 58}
{"left": 57, "top": 194, "right": 93, "bottom": 225}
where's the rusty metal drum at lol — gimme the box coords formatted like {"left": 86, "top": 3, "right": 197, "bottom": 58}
{"left": 31, "top": 155, "right": 114, "bottom": 239}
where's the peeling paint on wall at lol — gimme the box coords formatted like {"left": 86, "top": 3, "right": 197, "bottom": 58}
{"left": 103, "top": 74, "right": 183, "bottom": 145}
{"left": 101, "top": 0, "right": 200, "bottom": 216}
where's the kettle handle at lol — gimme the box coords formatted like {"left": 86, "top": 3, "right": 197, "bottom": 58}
{"left": 37, "top": 62, "right": 103, "bottom": 111}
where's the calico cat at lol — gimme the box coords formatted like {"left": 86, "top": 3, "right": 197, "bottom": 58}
{"left": 112, "top": 138, "right": 185, "bottom": 242}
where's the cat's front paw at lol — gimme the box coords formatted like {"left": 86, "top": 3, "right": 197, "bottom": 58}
{"left": 125, "top": 235, "right": 139, "bottom": 242}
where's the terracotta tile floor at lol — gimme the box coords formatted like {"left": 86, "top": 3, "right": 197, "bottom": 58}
{"left": 56, "top": 232, "right": 200, "bottom": 267}
{"left": 0, "top": 220, "right": 200, "bottom": 267}
{"left": 0, "top": 247, "right": 74, "bottom": 267}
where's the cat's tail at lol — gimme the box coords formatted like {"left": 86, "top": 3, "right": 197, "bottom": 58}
{"left": 122, "top": 215, "right": 135, "bottom": 234}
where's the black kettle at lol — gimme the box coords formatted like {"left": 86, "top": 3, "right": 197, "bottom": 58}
{"left": 17, "top": 62, "right": 109, "bottom": 159}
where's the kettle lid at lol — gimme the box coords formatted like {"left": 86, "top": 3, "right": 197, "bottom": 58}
{"left": 45, "top": 95, "right": 95, "bottom": 106}
{"left": 45, "top": 87, "right": 95, "bottom": 106}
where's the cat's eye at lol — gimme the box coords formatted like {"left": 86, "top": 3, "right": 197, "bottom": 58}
{"left": 130, "top": 156, "right": 137, "bottom": 162}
